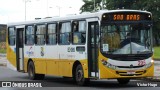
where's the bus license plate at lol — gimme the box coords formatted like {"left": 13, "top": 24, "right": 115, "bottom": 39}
{"left": 127, "top": 70, "right": 135, "bottom": 75}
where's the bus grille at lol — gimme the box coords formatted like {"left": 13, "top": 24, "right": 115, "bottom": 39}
{"left": 117, "top": 66, "right": 144, "bottom": 68}
{"left": 116, "top": 70, "right": 146, "bottom": 76}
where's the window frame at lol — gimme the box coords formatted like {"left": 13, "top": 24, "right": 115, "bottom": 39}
{"left": 25, "top": 25, "right": 35, "bottom": 45}
{"left": 8, "top": 27, "right": 16, "bottom": 46}
{"left": 46, "top": 23, "right": 57, "bottom": 45}
{"left": 35, "top": 24, "right": 46, "bottom": 45}
{"left": 72, "top": 20, "right": 86, "bottom": 45}
{"left": 58, "top": 21, "right": 71, "bottom": 45}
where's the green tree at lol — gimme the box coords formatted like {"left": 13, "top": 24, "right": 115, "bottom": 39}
{"left": 132, "top": 0, "right": 160, "bottom": 45}
{"left": 80, "top": 0, "right": 102, "bottom": 13}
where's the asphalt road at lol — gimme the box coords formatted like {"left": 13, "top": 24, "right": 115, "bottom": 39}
{"left": 0, "top": 66, "right": 160, "bottom": 90}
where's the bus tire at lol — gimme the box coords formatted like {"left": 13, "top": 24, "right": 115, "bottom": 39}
{"left": 74, "top": 64, "right": 90, "bottom": 86}
{"left": 28, "top": 61, "right": 45, "bottom": 80}
{"left": 117, "top": 78, "right": 130, "bottom": 84}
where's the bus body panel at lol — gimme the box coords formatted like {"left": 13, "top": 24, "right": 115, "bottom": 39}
{"left": 6, "top": 10, "right": 153, "bottom": 81}
{"left": 7, "top": 44, "right": 16, "bottom": 67}
{"left": 23, "top": 43, "right": 88, "bottom": 77}
{"left": 23, "top": 58, "right": 88, "bottom": 77}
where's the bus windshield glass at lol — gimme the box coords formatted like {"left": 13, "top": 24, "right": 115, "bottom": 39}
{"left": 100, "top": 22, "right": 152, "bottom": 55}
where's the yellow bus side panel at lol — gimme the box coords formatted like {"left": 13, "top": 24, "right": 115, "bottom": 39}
{"left": 80, "top": 60, "right": 88, "bottom": 78}
{"left": 7, "top": 45, "right": 16, "bottom": 67}
{"left": 24, "top": 58, "right": 88, "bottom": 78}
{"left": 6, "top": 33, "right": 16, "bottom": 68}
{"left": 24, "top": 58, "right": 59, "bottom": 75}
{"left": 55, "top": 59, "right": 88, "bottom": 77}
{"left": 24, "top": 58, "right": 28, "bottom": 72}
{"left": 46, "top": 60, "right": 59, "bottom": 76}
{"left": 35, "top": 58, "right": 47, "bottom": 74}
{"left": 58, "top": 60, "right": 74, "bottom": 77}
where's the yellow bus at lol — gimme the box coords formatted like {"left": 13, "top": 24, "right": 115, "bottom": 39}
{"left": 7, "top": 10, "right": 154, "bottom": 85}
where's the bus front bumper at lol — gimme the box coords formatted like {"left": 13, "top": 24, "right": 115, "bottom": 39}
{"left": 99, "top": 63, "right": 154, "bottom": 79}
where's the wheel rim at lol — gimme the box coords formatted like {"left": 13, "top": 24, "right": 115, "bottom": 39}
{"left": 29, "top": 66, "right": 34, "bottom": 78}
{"left": 76, "top": 69, "right": 83, "bottom": 82}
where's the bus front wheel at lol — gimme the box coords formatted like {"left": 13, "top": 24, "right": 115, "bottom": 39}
{"left": 28, "top": 61, "right": 45, "bottom": 80}
{"left": 117, "top": 78, "right": 130, "bottom": 84}
{"left": 74, "top": 64, "right": 89, "bottom": 86}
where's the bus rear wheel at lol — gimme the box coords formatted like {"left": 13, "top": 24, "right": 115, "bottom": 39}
{"left": 117, "top": 78, "right": 130, "bottom": 84}
{"left": 28, "top": 61, "right": 45, "bottom": 80}
{"left": 74, "top": 64, "right": 89, "bottom": 86}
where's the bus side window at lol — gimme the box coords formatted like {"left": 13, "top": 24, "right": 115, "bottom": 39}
{"left": 59, "top": 22, "right": 71, "bottom": 45}
{"left": 36, "top": 25, "right": 46, "bottom": 45}
{"left": 8, "top": 27, "right": 15, "bottom": 45}
{"left": 25, "top": 26, "right": 34, "bottom": 45}
{"left": 46, "top": 24, "right": 57, "bottom": 45}
{"left": 72, "top": 21, "right": 86, "bottom": 44}
{"left": 72, "top": 21, "right": 78, "bottom": 43}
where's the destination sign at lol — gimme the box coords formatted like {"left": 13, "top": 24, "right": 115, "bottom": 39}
{"left": 102, "top": 12, "right": 151, "bottom": 21}
{"left": 113, "top": 14, "right": 140, "bottom": 21}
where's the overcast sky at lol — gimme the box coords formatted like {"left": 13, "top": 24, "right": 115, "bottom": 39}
{"left": 0, "top": 0, "right": 84, "bottom": 24}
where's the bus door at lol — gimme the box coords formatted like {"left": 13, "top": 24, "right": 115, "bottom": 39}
{"left": 16, "top": 26, "right": 25, "bottom": 72}
{"left": 87, "top": 19, "right": 99, "bottom": 78}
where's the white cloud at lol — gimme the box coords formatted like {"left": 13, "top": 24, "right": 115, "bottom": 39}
{"left": 0, "top": 0, "right": 84, "bottom": 24}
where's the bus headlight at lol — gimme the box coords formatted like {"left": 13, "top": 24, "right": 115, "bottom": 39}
{"left": 145, "top": 62, "right": 152, "bottom": 68}
{"left": 151, "top": 59, "right": 154, "bottom": 63}
{"left": 101, "top": 60, "right": 117, "bottom": 70}
{"left": 144, "top": 59, "right": 154, "bottom": 68}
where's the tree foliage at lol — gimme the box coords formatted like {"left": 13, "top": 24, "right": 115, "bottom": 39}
{"left": 80, "top": 0, "right": 102, "bottom": 12}
{"left": 80, "top": 0, "right": 160, "bottom": 45}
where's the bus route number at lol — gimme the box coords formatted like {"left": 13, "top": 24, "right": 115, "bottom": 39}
{"left": 138, "top": 60, "right": 146, "bottom": 66}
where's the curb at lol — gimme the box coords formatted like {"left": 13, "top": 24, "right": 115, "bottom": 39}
{"left": 0, "top": 63, "right": 7, "bottom": 66}
{"left": 153, "top": 58, "right": 160, "bottom": 61}
{"left": 0, "top": 53, "right": 7, "bottom": 66}
{"left": 143, "top": 77, "right": 160, "bottom": 82}
{"left": 0, "top": 53, "right": 6, "bottom": 57}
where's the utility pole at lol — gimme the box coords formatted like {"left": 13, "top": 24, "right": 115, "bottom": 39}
{"left": 24, "top": 0, "right": 31, "bottom": 21}
{"left": 47, "top": 0, "right": 49, "bottom": 16}
{"left": 56, "top": 6, "right": 61, "bottom": 16}
{"left": 102, "top": 0, "right": 104, "bottom": 10}
{"left": 94, "top": 0, "right": 95, "bottom": 11}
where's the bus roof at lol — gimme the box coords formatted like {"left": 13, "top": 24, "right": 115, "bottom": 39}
{"left": 7, "top": 9, "right": 151, "bottom": 26}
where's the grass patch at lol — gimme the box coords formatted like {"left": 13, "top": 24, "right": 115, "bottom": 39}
{"left": 0, "top": 49, "right": 6, "bottom": 53}
{"left": 153, "top": 47, "right": 160, "bottom": 59}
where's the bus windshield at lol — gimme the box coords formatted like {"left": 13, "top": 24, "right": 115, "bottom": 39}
{"left": 100, "top": 22, "right": 152, "bottom": 55}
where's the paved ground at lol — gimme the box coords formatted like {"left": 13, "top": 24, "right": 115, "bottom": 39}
{"left": 0, "top": 54, "right": 160, "bottom": 90}
{"left": 0, "top": 66, "right": 160, "bottom": 90}
{"left": 151, "top": 61, "right": 160, "bottom": 80}
{"left": 0, "top": 56, "right": 7, "bottom": 66}
{"left": 0, "top": 54, "right": 160, "bottom": 80}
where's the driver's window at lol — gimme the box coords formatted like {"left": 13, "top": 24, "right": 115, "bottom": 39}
{"left": 102, "top": 25, "right": 121, "bottom": 50}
